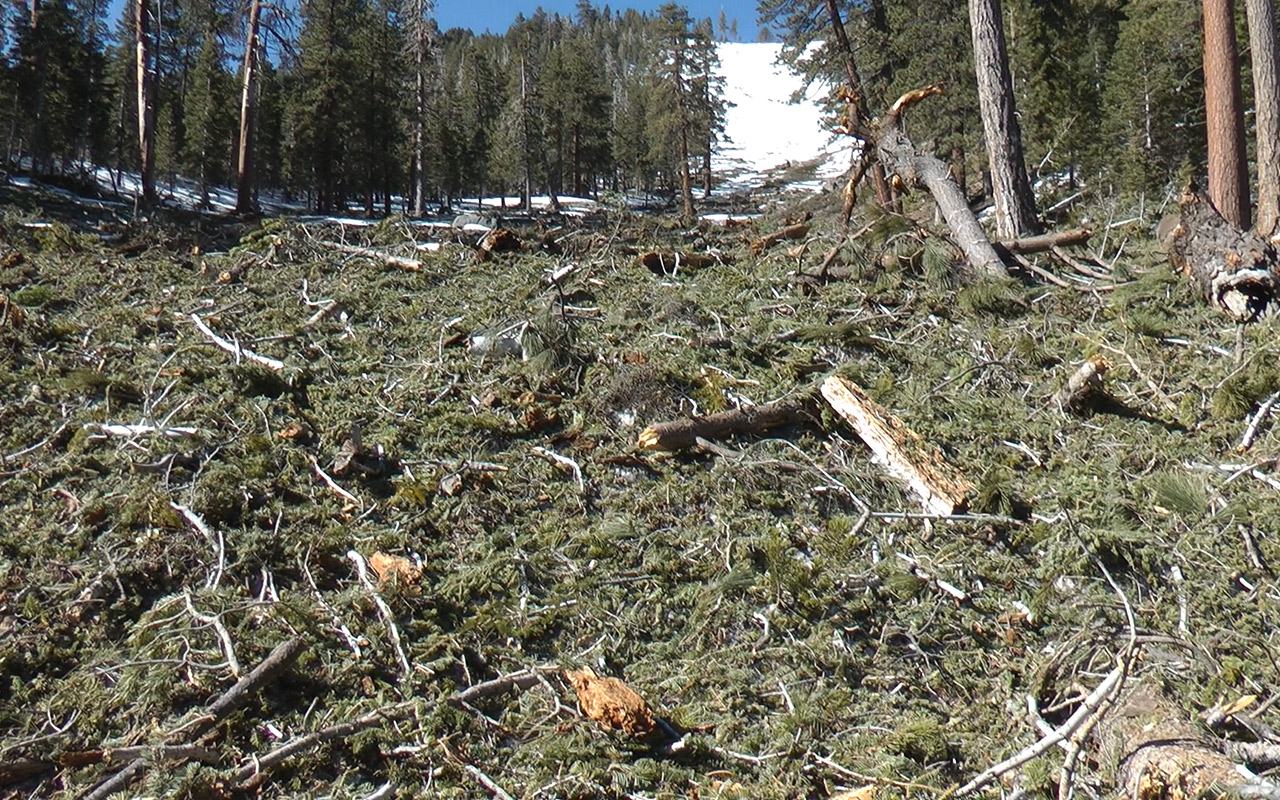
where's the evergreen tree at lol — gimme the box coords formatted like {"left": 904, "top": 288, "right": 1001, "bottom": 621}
{"left": 181, "top": 32, "right": 233, "bottom": 205}
{"left": 652, "top": 3, "right": 696, "bottom": 219}
{"left": 350, "top": 0, "right": 403, "bottom": 215}
{"left": 286, "top": 0, "right": 364, "bottom": 211}
{"left": 1100, "top": 0, "right": 1202, "bottom": 195}
{"left": 689, "top": 17, "right": 726, "bottom": 197}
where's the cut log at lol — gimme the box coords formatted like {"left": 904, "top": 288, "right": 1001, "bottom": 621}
{"left": 1171, "top": 180, "right": 1280, "bottom": 321}
{"left": 1097, "top": 681, "right": 1272, "bottom": 800}
{"left": 637, "top": 250, "right": 724, "bottom": 275}
{"left": 637, "top": 395, "right": 812, "bottom": 451}
{"left": 750, "top": 223, "right": 809, "bottom": 255}
{"left": 820, "top": 375, "right": 972, "bottom": 514}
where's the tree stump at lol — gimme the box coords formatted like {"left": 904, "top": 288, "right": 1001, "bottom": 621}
{"left": 1171, "top": 180, "right": 1280, "bottom": 321}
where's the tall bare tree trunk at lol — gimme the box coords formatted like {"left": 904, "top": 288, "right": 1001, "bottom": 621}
{"left": 27, "top": 0, "right": 48, "bottom": 173}
{"left": 235, "top": 0, "right": 261, "bottom": 215}
{"left": 1204, "top": 0, "right": 1250, "bottom": 229}
{"left": 135, "top": 0, "right": 157, "bottom": 204}
{"left": 969, "top": 0, "right": 1038, "bottom": 238}
{"left": 1246, "top": 0, "right": 1280, "bottom": 236}
{"left": 520, "top": 55, "right": 533, "bottom": 213}
{"left": 403, "top": 0, "right": 432, "bottom": 216}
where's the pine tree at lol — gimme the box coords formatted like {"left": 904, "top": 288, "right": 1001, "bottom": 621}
{"left": 1100, "top": 0, "right": 1202, "bottom": 195}
{"left": 653, "top": 3, "right": 696, "bottom": 220}
{"left": 182, "top": 33, "right": 233, "bottom": 206}
{"left": 689, "top": 17, "right": 726, "bottom": 197}
{"left": 287, "top": 0, "right": 364, "bottom": 212}
{"left": 1203, "top": 0, "right": 1249, "bottom": 227}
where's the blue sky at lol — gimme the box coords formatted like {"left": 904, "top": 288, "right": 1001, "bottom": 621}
{"left": 434, "top": 0, "right": 764, "bottom": 40}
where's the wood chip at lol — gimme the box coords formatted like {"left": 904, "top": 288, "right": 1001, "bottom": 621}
{"left": 368, "top": 552, "right": 423, "bottom": 590}
{"left": 565, "top": 666, "right": 655, "bottom": 737}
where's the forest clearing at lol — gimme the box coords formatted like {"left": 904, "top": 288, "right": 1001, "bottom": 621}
{"left": 10, "top": 0, "right": 1280, "bottom": 797}
{"left": 4, "top": 159, "right": 1280, "bottom": 799}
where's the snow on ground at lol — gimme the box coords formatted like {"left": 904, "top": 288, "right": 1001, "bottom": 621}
{"left": 711, "top": 42, "right": 852, "bottom": 194}
{"left": 5, "top": 42, "right": 846, "bottom": 219}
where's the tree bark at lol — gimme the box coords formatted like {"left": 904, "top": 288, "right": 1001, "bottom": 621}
{"left": 235, "top": 0, "right": 262, "bottom": 215}
{"left": 1204, "top": 0, "right": 1251, "bottom": 229}
{"left": 874, "top": 107, "right": 1005, "bottom": 278}
{"left": 1172, "top": 180, "right": 1280, "bottom": 321}
{"left": 969, "top": 0, "right": 1039, "bottom": 238}
{"left": 1246, "top": 0, "right": 1280, "bottom": 236}
{"left": 135, "top": 0, "right": 157, "bottom": 204}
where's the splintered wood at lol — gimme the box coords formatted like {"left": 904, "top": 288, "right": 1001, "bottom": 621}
{"left": 367, "top": 552, "right": 423, "bottom": 589}
{"left": 1055, "top": 356, "right": 1111, "bottom": 413}
{"left": 564, "top": 667, "right": 655, "bottom": 737}
{"left": 820, "top": 375, "right": 971, "bottom": 515}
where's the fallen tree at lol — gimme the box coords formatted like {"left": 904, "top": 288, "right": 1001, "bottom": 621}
{"left": 1097, "top": 681, "right": 1278, "bottom": 800}
{"left": 870, "top": 85, "right": 1006, "bottom": 278}
{"left": 1171, "top": 180, "right": 1280, "bottom": 321}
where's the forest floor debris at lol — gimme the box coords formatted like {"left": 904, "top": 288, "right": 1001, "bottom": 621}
{"left": 4, "top": 183, "right": 1280, "bottom": 798}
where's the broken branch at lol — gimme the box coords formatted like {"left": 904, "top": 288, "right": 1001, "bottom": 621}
{"left": 638, "top": 395, "right": 813, "bottom": 451}
{"left": 188, "top": 313, "right": 285, "bottom": 371}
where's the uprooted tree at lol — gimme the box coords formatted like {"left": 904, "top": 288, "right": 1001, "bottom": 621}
{"left": 1171, "top": 180, "right": 1280, "bottom": 321}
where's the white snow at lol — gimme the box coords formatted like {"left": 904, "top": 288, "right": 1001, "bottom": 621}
{"left": 711, "top": 42, "right": 852, "bottom": 194}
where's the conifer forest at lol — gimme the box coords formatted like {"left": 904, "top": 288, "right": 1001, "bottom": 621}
{"left": 11, "top": 1, "right": 1280, "bottom": 799}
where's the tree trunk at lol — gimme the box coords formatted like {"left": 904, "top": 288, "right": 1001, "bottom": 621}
{"left": 678, "top": 123, "right": 694, "bottom": 222}
{"left": 27, "top": 0, "right": 48, "bottom": 173}
{"left": 235, "top": 0, "right": 261, "bottom": 215}
{"left": 1246, "top": 0, "right": 1280, "bottom": 236}
{"left": 1204, "top": 0, "right": 1250, "bottom": 229}
{"left": 135, "top": 0, "right": 157, "bottom": 204}
{"left": 1172, "top": 180, "right": 1280, "bottom": 320}
{"left": 969, "top": 0, "right": 1039, "bottom": 238}
{"left": 520, "top": 55, "right": 533, "bottom": 213}
{"left": 874, "top": 105, "right": 1005, "bottom": 278}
